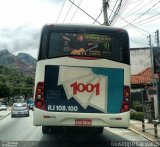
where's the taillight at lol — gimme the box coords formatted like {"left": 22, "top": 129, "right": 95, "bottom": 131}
{"left": 35, "top": 82, "right": 45, "bottom": 110}
{"left": 121, "top": 86, "right": 130, "bottom": 112}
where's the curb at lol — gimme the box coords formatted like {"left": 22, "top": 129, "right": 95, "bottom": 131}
{"left": 0, "top": 112, "right": 11, "bottom": 120}
{"left": 128, "top": 126, "right": 160, "bottom": 146}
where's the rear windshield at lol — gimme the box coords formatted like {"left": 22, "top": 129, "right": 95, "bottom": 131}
{"left": 13, "top": 104, "right": 27, "bottom": 107}
{"left": 48, "top": 32, "right": 123, "bottom": 62}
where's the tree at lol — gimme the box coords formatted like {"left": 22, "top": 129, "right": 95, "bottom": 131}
{"left": 0, "top": 83, "right": 10, "bottom": 98}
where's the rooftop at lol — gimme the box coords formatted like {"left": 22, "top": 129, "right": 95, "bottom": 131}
{"left": 131, "top": 67, "right": 152, "bottom": 84}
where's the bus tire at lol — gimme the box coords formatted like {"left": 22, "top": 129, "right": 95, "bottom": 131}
{"left": 95, "top": 127, "right": 104, "bottom": 134}
{"left": 42, "top": 126, "right": 50, "bottom": 134}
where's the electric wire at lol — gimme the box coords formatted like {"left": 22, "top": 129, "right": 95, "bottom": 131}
{"left": 123, "top": 0, "right": 147, "bottom": 18}
{"left": 113, "top": 4, "right": 159, "bottom": 26}
{"left": 112, "top": 0, "right": 133, "bottom": 25}
{"left": 118, "top": 0, "right": 130, "bottom": 16}
{"left": 63, "top": 0, "right": 75, "bottom": 23}
{"left": 111, "top": 0, "right": 129, "bottom": 25}
{"left": 68, "top": 0, "right": 101, "bottom": 25}
{"left": 69, "top": 0, "right": 83, "bottom": 23}
{"left": 131, "top": 12, "right": 160, "bottom": 26}
{"left": 56, "top": 0, "right": 66, "bottom": 23}
{"left": 127, "top": 5, "right": 160, "bottom": 26}
{"left": 108, "top": 7, "right": 150, "bottom": 36}
{"left": 93, "top": 0, "right": 110, "bottom": 25}
{"left": 121, "top": 0, "right": 144, "bottom": 6}
{"left": 108, "top": 0, "right": 118, "bottom": 21}
{"left": 123, "top": 0, "right": 160, "bottom": 27}
{"left": 110, "top": 0, "right": 123, "bottom": 25}
{"left": 130, "top": 39, "right": 148, "bottom": 47}
{"left": 93, "top": 9, "right": 103, "bottom": 24}
{"left": 113, "top": 0, "right": 151, "bottom": 26}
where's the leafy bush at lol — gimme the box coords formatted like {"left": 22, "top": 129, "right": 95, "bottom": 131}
{"left": 132, "top": 101, "right": 143, "bottom": 112}
{"left": 130, "top": 112, "right": 144, "bottom": 120}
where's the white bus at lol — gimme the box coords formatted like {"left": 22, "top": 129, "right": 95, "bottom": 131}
{"left": 33, "top": 24, "right": 130, "bottom": 134}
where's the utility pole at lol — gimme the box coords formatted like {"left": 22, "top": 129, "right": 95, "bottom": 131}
{"left": 155, "top": 30, "right": 160, "bottom": 120}
{"left": 155, "top": 30, "right": 160, "bottom": 47}
{"left": 102, "top": 0, "right": 109, "bottom": 26}
{"left": 148, "top": 34, "right": 154, "bottom": 83}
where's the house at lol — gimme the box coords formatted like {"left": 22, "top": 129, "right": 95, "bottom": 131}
{"left": 131, "top": 67, "right": 159, "bottom": 119}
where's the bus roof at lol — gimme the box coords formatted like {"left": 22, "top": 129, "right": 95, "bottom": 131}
{"left": 42, "top": 24, "right": 128, "bottom": 35}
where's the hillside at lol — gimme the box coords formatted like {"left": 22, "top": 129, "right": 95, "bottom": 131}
{"left": 16, "top": 53, "right": 37, "bottom": 66}
{"left": 0, "top": 49, "right": 36, "bottom": 77}
{"left": 0, "top": 49, "right": 36, "bottom": 98}
{"left": 0, "top": 65, "right": 34, "bottom": 98}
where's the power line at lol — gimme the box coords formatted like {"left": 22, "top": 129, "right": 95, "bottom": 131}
{"left": 109, "top": 0, "right": 122, "bottom": 24}
{"left": 112, "top": 0, "right": 138, "bottom": 25}
{"left": 68, "top": 0, "right": 101, "bottom": 25}
{"left": 56, "top": 0, "right": 66, "bottom": 23}
{"left": 107, "top": 7, "right": 150, "bottom": 36}
{"left": 131, "top": 12, "right": 160, "bottom": 26}
{"left": 108, "top": 0, "right": 118, "bottom": 21}
{"left": 114, "top": 5, "right": 160, "bottom": 27}
{"left": 123, "top": 0, "right": 160, "bottom": 27}
{"left": 93, "top": 0, "right": 109, "bottom": 25}
{"left": 127, "top": 6, "right": 160, "bottom": 26}
{"left": 111, "top": 0, "right": 131, "bottom": 25}
{"left": 130, "top": 39, "right": 148, "bottom": 46}
{"left": 117, "top": 0, "right": 130, "bottom": 16}
{"left": 114, "top": 0, "right": 152, "bottom": 26}
{"left": 121, "top": 0, "right": 144, "bottom": 6}
{"left": 93, "top": 9, "right": 103, "bottom": 24}
{"left": 69, "top": 0, "right": 83, "bottom": 23}
{"left": 123, "top": 0, "right": 147, "bottom": 18}
{"left": 112, "top": 0, "right": 132, "bottom": 25}
{"left": 63, "top": 0, "right": 75, "bottom": 23}
{"left": 115, "top": 1, "right": 160, "bottom": 27}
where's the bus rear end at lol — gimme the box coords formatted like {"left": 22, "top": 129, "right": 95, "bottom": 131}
{"left": 33, "top": 24, "right": 130, "bottom": 133}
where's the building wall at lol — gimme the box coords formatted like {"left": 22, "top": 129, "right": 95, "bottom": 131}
{"left": 130, "top": 48, "right": 151, "bottom": 74}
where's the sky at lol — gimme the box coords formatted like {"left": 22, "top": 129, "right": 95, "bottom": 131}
{"left": 0, "top": 0, "right": 160, "bottom": 73}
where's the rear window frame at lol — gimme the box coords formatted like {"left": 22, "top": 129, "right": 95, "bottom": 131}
{"left": 47, "top": 31, "right": 124, "bottom": 62}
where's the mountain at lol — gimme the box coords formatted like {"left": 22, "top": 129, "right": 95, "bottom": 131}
{"left": 16, "top": 53, "right": 37, "bottom": 66}
{"left": 0, "top": 49, "right": 16, "bottom": 66}
{"left": 0, "top": 49, "right": 36, "bottom": 78}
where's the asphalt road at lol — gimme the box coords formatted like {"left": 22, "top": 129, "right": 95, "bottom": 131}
{"left": 0, "top": 111, "right": 156, "bottom": 147}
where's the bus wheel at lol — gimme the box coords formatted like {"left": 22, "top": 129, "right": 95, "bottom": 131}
{"left": 42, "top": 126, "right": 52, "bottom": 134}
{"left": 95, "top": 127, "right": 104, "bottom": 134}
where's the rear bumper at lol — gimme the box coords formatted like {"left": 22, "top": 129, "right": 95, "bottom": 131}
{"left": 33, "top": 108, "right": 130, "bottom": 128}
{"left": 11, "top": 111, "right": 29, "bottom": 116}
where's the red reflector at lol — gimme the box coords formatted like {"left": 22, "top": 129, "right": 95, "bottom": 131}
{"left": 37, "top": 101, "right": 43, "bottom": 107}
{"left": 123, "top": 104, "right": 129, "bottom": 110}
{"left": 37, "top": 88, "right": 42, "bottom": 93}
{"left": 124, "top": 91, "right": 129, "bottom": 97}
{"left": 117, "top": 29, "right": 123, "bottom": 32}
{"left": 48, "top": 24, "right": 54, "bottom": 28}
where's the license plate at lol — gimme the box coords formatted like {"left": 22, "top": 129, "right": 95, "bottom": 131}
{"left": 75, "top": 119, "right": 92, "bottom": 126}
{"left": 18, "top": 112, "right": 23, "bottom": 114}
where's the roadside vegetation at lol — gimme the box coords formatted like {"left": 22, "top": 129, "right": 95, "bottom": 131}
{"left": 0, "top": 65, "right": 34, "bottom": 101}
{"left": 130, "top": 101, "right": 144, "bottom": 120}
